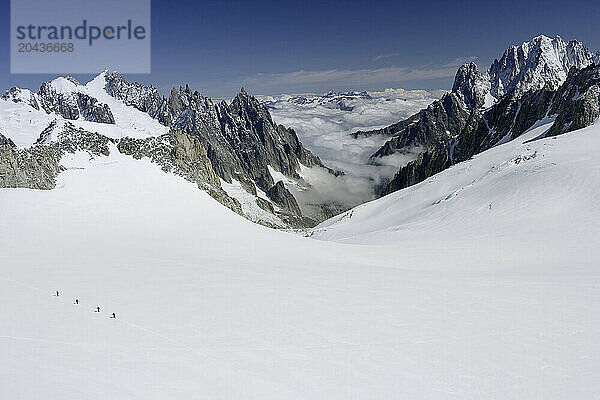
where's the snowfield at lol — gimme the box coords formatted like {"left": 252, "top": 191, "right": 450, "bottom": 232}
{"left": 2, "top": 119, "right": 600, "bottom": 398}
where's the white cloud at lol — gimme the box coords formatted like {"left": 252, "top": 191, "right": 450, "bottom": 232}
{"left": 259, "top": 88, "right": 445, "bottom": 207}
{"left": 373, "top": 53, "right": 400, "bottom": 62}
{"left": 243, "top": 57, "right": 478, "bottom": 92}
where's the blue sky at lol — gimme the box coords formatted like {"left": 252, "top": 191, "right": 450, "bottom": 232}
{"left": 1, "top": 0, "right": 599, "bottom": 97}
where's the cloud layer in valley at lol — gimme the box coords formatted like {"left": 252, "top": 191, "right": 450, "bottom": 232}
{"left": 258, "top": 88, "right": 446, "bottom": 209}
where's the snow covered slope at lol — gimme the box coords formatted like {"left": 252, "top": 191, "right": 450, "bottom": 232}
{"left": 2, "top": 119, "right": 600, "bottom": 398}
{"left": 311, "top": 119, "right": 600, "bottom": 260}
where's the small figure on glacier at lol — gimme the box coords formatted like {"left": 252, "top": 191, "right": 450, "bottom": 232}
{"left": 74, "top": 298, "right": 79, "bottom": 305}
{"left": 55, "top": 290, "right": 59, "bottom": 297}
{"left": 110, "top": 312, "right": 116, "bottom": 319}
{"left": 95, "top": 306, "right": 100, "bottom": 313}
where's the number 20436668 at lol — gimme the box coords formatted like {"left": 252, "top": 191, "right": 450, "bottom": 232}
{"left": 18, "top": 42, "right": 74, "bottom": 52}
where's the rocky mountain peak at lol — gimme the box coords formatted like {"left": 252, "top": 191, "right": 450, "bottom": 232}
{"left": 0, "top": 132, "right": 15, "bottom": 147}
{"left": 451, "top": 62, "right": 492, "bottom": 109}
{"left": 101, "top": 72, "right": 330, "bottom": 226}
{"left": 232, "top": 87, "right": 255, "bottom": 106}
{"left": 449, "top": 35, "right": 598, "bottom": 111}
{"left": 266, "top": 180, "right": 302, "bottom": 216}
{"left": 488, "top": 35, "right": 597, "bottom": 99}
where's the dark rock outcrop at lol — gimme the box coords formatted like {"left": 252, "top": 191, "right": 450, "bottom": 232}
{"left": 546, "top": 65, "right": 600, "bottom": 137}
{"left": 36, "top": 81, "right": 115, "bottom": 124}
{"left": 104, "top": 72, "right": 332, "bottom": 224}
{"left": 358, "top": 36, "right": 600, "bottom": 197}
{"left": 117, "top": 131, "right": 220, "bottom": 189}
{"left": 369, "top": 93, "right": 469, "bottom": 161}
{"left": 2, "top": 87, "right": 40, "bottom": 110}
{"left": 0, "top": 132, "right": 15, "bottom": 147}
{"left": 76, "top": 93, "right": 115, "bottom": 124}
{"left": 37, "top": 82, "right": 80, "bottom": 120}
{"left": 383, "top": 64, "right": 600, "bottom": 195}
{"left": 383, "top": 146, "right": 451, "bottom": 195}
{"left": 266, "top": 180, "right": 302, "bottom": 216}
{"left": 117, "top": 131, "right": 242, "bottom": 215}
{"left": 0, "top": 123, "right": 113, "bottom": 190}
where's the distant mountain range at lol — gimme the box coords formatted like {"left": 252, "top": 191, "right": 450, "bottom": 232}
{"left": 2, "top": 35, "right": 600, "bottom": 228}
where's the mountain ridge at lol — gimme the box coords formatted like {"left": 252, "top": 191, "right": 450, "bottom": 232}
{"left": 0, "top": 71, "right": 340, "bottom": 228}
{"left": 356, "top": 35, "right": 600, "bottom": 195}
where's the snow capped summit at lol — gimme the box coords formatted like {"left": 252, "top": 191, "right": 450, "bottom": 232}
{"left": 358, "top": 35, "right": 600, "bottom": 197}
{"left": 488, "top": 35, "right": 597, "bottom": 99}
{"left": 47, "top": 76, "right": 81, "bottom": 94}
{"left": 451, "top": 62, "right": 493, "bottom": 109}
{"left": 450, "top": 35, "right": 598, "bottom": 110}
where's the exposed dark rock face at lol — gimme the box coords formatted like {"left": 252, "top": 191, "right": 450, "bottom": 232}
{"left": 2, "top": 87, "right": 40, "bottom": 110}
{"left": 37, "top": 82, "right": 80, "bottom": 120}
{"left": 358, "top": 36, "right": 600, "bottom": 197}
{"left": 256, "top": 197, "right": 275, "bottom": 214}
{"left": 0, "top": 144, "right": 62, "bottom": 190}
{"left": 105, "top": 73, "right": 326, "bottom": 193}
{"left": 546, "top": 65, "right": 600, "bottom": 137}
{"left": 382, "top": 64, "right": 600, "bottom": 195}
{"left": 104, "top": 72, "right": 332, "bottom": 224}
{"left": 453, "top": 85, "right": 555, "bottom": 164}
{"left": 383, "top": 146, "right": 451, "bottom": 195}
{"left": 369, "top": 93, "right": 469, "bottom": 161}
{"left": 0, "top": 123, "right": 113, "bottom": 190}
{"left": 0, "top": 132, "right": 15, "bottom": 147}
{"left": 2, "top": 71, "right": 333, "bottom": 228}
{"left": 118, "top": 131, "right": 220, "bottom": 188}
{"left": 266, "top": 181, "right": 302, "bottom": 217}
{"left": 76, "top": 93, "right": 115, "bottom": 124}
{"left": 35, "top": 82, "right": 115, "bottom": 124}
{"left": 0, "top": 122, "right": 245, "bottom": 215}
{"left": 104, "top": 72, "right": 172, "bottom": 124}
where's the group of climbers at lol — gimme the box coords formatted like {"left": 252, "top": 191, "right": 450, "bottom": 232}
{"left": 55, "top": 290, "right": 116, "bottom": 319}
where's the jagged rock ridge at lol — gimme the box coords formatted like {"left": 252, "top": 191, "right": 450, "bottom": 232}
{"left": 358, "top": 35, "right": 600, "bottom": 195}
{"left": 4, "top": 77, "right": 115, "bottom": 123}
{"left": 103, "top": 72, "right": 333, "bottom": 226}
{"left": 1, "top": 72, "right": 338, "bottom": 228}
{"left": 384, "top": 64, "right": 600, "bottom": 194}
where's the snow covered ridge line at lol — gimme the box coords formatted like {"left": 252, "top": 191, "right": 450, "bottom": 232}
{"left": 2, "top": 77, "right": 115, "bottom": 124}
{"left": 358, "top": 35, "right": 600, "bottom": 196}
{"left": 0, "top": 71, "right": 344, "bottom": 228}
{"left": 99, "top": 71, "right": 346, "bottom": 228}
{"left": 0, "top": 122, "right": 243, "bottom": 214}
